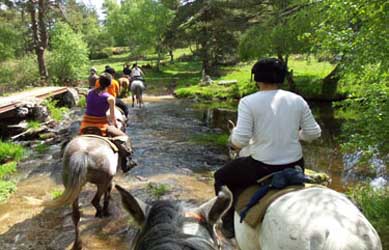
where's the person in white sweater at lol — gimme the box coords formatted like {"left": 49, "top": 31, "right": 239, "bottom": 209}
{"left": 214, "top": 58, "right": 321, "bottom": 239}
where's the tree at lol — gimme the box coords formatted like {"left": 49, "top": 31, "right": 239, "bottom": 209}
{"left": 104, "top": 0, "right": 174, "bottom": 70}
{"left": 27, "top": 0, "right": 49, "bottom": 82}
{"left": 48, "top": 22, "right": 89, "bottom": 84}
{"left": 239, "top": 0, "right": 314, "bottom": 90}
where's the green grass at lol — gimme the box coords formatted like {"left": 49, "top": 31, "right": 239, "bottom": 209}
{"left": 0, "top": 141, "right": 24, "bottom": 164}
{"left": 78, "top": 95, "right": 86, "bottom": 108}
{"left": 0, "top": 161, "right": 17, "bottom": 179}
{"left": 147, "top": 183, "right": 171, "bottom": 199}
{"left": 50, "top": 188, "right": 64, "bottom": 199}
{"left": 35, "top": 143, "right": 49, "bottom": 154}
{"left": 43, "top": 99, "right": 69, "bottom": 122}
{"left": 175, "top": 55, "right": 337, "bottom": 100}
{"left": 0, "top": 180, "right": 16, "bottom": 202}
{"left": 27, "top": 120, "right": 41, "bottom": 129}
{"left": 347, "top": 184, "right": 389, "bottom": 241}
{"left": 190, "top": 133, "right": 229, "bottom": 147}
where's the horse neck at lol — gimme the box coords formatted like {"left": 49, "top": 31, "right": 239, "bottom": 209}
{"left": 134, "top": 201, "right": 218, "bottom": 250}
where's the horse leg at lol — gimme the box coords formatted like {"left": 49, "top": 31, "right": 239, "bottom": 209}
{"left": 72, "top": 197, "right": 82, "bottom": 250}
{"left": 132, "top": 94, "right": 135, "bottom": 108}
{"left": 91, "top": 185, "right": 104, "bottom": 218}
{"left": 102, "top": 180, "right": 113, "bottom": 217}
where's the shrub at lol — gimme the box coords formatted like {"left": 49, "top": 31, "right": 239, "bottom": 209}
{"left": 0, "top": 161, "right": 17, "bottom": 179}
{"left": 0, "top": 141, "right": 24, "bottom": 164}
{"left": 0, "top": 54, "right": 40, "bottom": 93}
{"left": 48, "top": 22, "right": 89, "bottom": 84}
{"left": 43, "top": 99, "right": 69, "bottom": 122}
{"left": 0, "top": 180, "right": 16, "bottom": 202}
{"left": 347, "top": 184, "right": 389, "bottom": 233}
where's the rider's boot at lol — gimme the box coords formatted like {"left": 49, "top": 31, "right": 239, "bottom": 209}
{"left": 111, "top": 136, "right": 137, "bottom": 173}
{"left": 220, "top": 207, "right": 235, "bottom": 239}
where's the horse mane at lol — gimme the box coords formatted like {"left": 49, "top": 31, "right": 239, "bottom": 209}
{"left": 134, "top": 200, "right": 216, "bottom": 250}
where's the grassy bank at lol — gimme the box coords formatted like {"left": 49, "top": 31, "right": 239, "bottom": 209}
{"left": 347, "top": 185, "right": 389, "bottom": 248}
{"left": 0, "top": 141, "right": 25, "bottom": 202}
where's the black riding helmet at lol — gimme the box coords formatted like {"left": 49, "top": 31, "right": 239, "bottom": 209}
{"left": 251, "top": 58, "right": 287, "bottom": 84}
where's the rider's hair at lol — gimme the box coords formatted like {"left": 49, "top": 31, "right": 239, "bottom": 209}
{"left": 96, "top": 73, "right": 112, "bottom": 92}
{"left": 105, "top": 67, "right": 116, "bottom": 76}
{"left": 251, "top": 58, "right": 287, "bottom": 84}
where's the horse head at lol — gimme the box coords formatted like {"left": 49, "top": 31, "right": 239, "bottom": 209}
{"left": 115, "top": 185, "right": 233, "bottom": 250}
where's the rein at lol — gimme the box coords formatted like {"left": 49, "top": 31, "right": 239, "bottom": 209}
{"left": 184, "top": 212, "right": 223, "bottom": 250}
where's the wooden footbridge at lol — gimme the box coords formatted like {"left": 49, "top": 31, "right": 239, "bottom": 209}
{"left": 0, "top": 87, "right": 69, "bottom": 115}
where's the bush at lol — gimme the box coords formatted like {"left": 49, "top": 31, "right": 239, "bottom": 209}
{"left": 0, "top": 141, "right": 24, "bottom": 164}
{"left": 0, "top": 54, "right": 40, "bottom": 94}
{"left": 347, "top": 184, "right": 389, "bottom": 233}
{"left": 48, "top": 22, "right": 89, "bottom": 84}
{"left": 43, "top": 99, "right": 69, "bottom": 122}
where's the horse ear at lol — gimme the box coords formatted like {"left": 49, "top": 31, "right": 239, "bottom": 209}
{"left": 196, "top": 186, "right": 233, "bottom": 225}
{"left": 115, "top": 185, "right": 149, "bottom": 226}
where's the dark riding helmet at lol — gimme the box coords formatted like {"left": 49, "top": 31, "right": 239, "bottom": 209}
{"left": 251, "top": 58, "right": 287, "bottom": 84}
{"left": 99, "top": 73, "right": 112, "bottom": 88}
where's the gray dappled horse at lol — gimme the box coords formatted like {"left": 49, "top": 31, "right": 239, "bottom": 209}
{"left": 225, "top": 120, "right": 382, "bottom": 250}
{"left": 130, "top": 79, "right": 145, "bottom": 108}
{"left": 44, "top": 109, "right": 133, "bottom": 250}
{"left": 116, "top": 185, "right": 232, "bottom": 250}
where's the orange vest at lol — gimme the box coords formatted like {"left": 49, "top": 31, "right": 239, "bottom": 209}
{"left": 95, "top": 79, "right": 120, "bottom": 97}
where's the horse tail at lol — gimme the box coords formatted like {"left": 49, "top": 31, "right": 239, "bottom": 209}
{"left": 135, "top": 85, "right": 142, "bottom": 102}
{"left": 43, "top": 151, "right": 88, "bottom": 208}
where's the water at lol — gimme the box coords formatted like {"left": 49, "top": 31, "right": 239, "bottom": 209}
{"left": 0, "top": 98, "right": 386, "bottom": 249}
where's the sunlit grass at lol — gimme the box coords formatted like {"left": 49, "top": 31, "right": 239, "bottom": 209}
{"left": 0, "top": 161, "right": 17, "bottom": 179}
{"left": 147, "top": 183, "right": 171, "bottom": 199}
{"left": 27, "top": 120, "right": 41, "bottom": 129}
{"left": 43, "top": 99, "right": 69, "bottom": 122}
{"left": 0, "top": 180, "right": 16, "bottom": 202}
{"left": 190, "top": 133, "right": 229, "bottom": 147}
{"left": 0, "top": 141, "right": 24, "bottom": 164}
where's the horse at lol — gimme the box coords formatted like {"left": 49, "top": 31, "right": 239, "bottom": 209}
{"left": 115, "top": 184, "right": 232, "bottom": 250}
{"left": 44, "top": 110, "right": 134, "bottom": 250}
{"left": 225, "top": 120, "right": 382, "bottom": 250}
{"left": 118, "top": 76, "right": 130, "bottom": 98}
{"left": 130, "top": 79, "right": 145, "bottom": 108}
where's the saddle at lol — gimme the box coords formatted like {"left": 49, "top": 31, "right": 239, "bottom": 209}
{"left": 80, "top": 134, "right": 119, "bottom": 153}
{"left": 235, "top": 168, "right": 329, "bottom": 228}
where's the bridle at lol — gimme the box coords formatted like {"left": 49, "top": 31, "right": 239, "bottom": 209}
{"left": 184, "top": 212, "right": 223, "bottom": 250}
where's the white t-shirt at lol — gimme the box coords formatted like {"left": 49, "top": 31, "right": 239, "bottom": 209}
{"left": 231, "top": 89, "right": 321, "bottom": 165}
{"left": 132, "top": 67, "right": 142, "bottom": 77}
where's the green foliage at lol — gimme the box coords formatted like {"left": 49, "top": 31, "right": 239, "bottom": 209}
{"left": 78, "top": 95, "right": 86, "bottom": 108}
{"left": 0, "top": 180, "right": 16, "bottom": 203}
{"left": 48, "top": 22, "right": 89, "bottom": 84}
{"left": 0, "top": 141, "right": 24, "bottom": 165}
{"left": 337, "top": 69, "right": 389, "bottom": 159}
{"left": 0, "top": 161, "right": 17, "bottom": 179}
{"left": 0, "top": 54, "right": 40, "bottom": 91}
{"left": 27, "top": 120, "right": 41, "bottom": 130}
{"left": 147, "top": 183, "right": 171, "bottom": 199}
{"left": 51, "top": 188, "right": 64, "bottom": 199}
{"left": 0, "top": 8, "right": 26, "bottom": 61}
{"left": 35, "top": 144, "right": 49, "bottom": 154}
{"left": 43, "top": 99, "right": 69, "bottom": 122}
{"left": 105, "top": 0, "right": 174, "bottom": 55}
{"left": 347, "top": 185, "right": 389, "bottom": 234}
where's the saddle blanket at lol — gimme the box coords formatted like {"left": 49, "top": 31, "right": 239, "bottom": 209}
{"left": 235, "top": 184, "right": 324, "bottom": 228}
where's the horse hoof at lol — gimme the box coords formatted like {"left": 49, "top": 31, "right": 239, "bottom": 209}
{"left": 72, "top": 241, "right": 82, "bottom": 250}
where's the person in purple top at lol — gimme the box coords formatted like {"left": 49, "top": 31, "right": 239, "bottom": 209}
{"left": 80, "top": 73, "right": 135, "bottom": 172}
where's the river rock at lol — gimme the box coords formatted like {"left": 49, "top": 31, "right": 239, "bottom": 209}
{"left": 57, "top": 88, "right": 79, "bottom": 108}
{"left": 204, "top": 108, "right": 237, "bottom": 132}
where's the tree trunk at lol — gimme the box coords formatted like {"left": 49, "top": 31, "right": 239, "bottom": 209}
{"left": 169, "top": 49, "right": 174, "bottom": 63}
{"left": 29, "top": 0, "right": 48, "bottom": 83}
{"left": 156, "top": 45, "right": 162, "bottom": 72}
{"left": 321, "top": 64, "right": 340, "bottom": 99}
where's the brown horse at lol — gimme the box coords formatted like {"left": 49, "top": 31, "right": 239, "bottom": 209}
{"left": 44, "top": 136, "right": 134, "bottom": 250}
{"left": 118, "top": 76, "right": 130, "bottom": 98}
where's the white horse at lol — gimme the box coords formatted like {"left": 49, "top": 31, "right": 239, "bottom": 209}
{"left": 130, "top": 79, "right": 145, "bottom": 108}
{"left": 226, "top": 121, "right": 382, "bottom": 250}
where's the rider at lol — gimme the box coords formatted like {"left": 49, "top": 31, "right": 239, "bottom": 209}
{"left": 88, "top": 67, "right": 98, "bottom": 89}
{"left": 131, "top": 63, "right": 145, "bottom": 80}
{"left": 95, "top": 67, "right": 129, "bottom": 118}
{"left": 80, "top": 72, "right": 134, "bottom": 172}
{"left": 123, "top": 63, "right": 132, "bottom": 76}
{"left": 214, "top": 58, "right": 321, "bottom": 238}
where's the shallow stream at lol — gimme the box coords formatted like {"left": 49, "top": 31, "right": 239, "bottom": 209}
{"left": 0, "top": 98, "right": 386, "bottom": 249}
